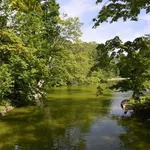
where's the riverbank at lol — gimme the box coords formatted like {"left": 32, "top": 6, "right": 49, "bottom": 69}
{"left": 121, "top": 96, "right": 150, "bottom": 120}
{"left": 0, "top": 105, "right": 14, "bottom": 116}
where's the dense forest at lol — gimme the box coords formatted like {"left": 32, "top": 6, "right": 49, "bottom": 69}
{"left": 0, "top": 0, "right": 118, "bottom": 107}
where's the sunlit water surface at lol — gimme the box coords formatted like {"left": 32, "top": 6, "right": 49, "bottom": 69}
{"left": 0, "top": 86, "right": 150, "bottom": 150}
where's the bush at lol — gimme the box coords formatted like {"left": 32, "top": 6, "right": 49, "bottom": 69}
{"left": 0, "top": 106, "right": 6, "bottom": 111}
{"left": 0, "top": 99, "right": 12, "bottom": 107}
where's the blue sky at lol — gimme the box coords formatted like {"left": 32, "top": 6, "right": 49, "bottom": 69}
{"left": 57, "top": 0, "right": 150, "bottom": 43}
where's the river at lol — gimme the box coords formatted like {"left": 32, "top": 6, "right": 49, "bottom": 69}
{"left": 0, "top": 86, "right": 150, "bottom": 150}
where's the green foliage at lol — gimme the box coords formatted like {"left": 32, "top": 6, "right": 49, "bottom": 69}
{"left": 0, "top": 29, "right": 49, "bottom": 106}
{"left": 94, "top": 0, "right": 150, "bottom": 27}
{"left": 0, "top": 64, "right": 13, "bottom": 98}
{"left": 0, "top": 0, "right": 62, "bottom": 106}
{"left": 91, "top": 36, "right": 120, "bottom": 78}
{"left": 0, "top": 0, "right": 111, "bottom": 107}
{"left": 128, "top": 96, "right": 150, "bottom": 116}
{"left": 63, "top": 42, "right": 99, "bottom": 85}
{"left": 0, "top": 99, "right": 11, "bottom": 107}
{"left": 87, "top": 71, "right": 104, "bottom": 85}
{"left": 96, "top": 36, "right": 150, "bottom": 99}
{"left": 93, "top": 0, "right": 150, "bottom": 112}
{"left": 58, "top": 14, "right": 83, "bottom": 42}
{"left": 0, "top": 106, "right": 6, "bottom": 111}
{"left": 48, "top": 41, "right": 99, "bottom": 86}
{"left": 115, "top": 38, "right": 150, "bottom": 99}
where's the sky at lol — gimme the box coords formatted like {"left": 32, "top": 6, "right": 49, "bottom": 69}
{"left": 57, "top": 0, "right": 150, "bottom": 44}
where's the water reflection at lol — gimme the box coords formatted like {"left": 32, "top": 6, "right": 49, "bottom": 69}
{"left": 0, "top": 86, "right": 150, "bottom": 149}
{"left": 116, "top": 117, "right": 150, "bottom": 150}
{"left": 109, "top": 91, "right": 132, "bottom": 117}
{"left": 85, "top": 118, "right": 125, "bottom": 150}
{"left": 110, "top": 92, "right": 150, "bottom": 150}
{"left": 53, "top": 126, "right": 86, "bottom": 150}
{"left": 0, "top": 86, "right": 113, "bottom": 149}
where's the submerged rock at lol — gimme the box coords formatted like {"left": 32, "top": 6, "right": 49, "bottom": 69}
{"left": 0, "top": 110, "right": 7, "bottom": 116}
{"left": 14, "top": 145, "right": 23, "bottom": 150}
{"left": 6, "top": 106, "right": 14, "bottom": 112}
{"left": 121, "top": 99, "right": 134, "bottom": 114}
{"left": 121, "top": 99, "right": 133, "bottom": 110}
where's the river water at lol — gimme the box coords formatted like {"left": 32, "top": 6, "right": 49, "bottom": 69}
{"left": 0, "top": 86, "right": 150, "bottom": 150}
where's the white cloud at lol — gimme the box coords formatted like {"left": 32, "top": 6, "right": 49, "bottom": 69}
{"left": 82, "top": 23, "right": 125, "bottom": 43}
{"left": 58, "top": 0, "right": 150, "bottom": 44}
{"left": 81, "top": 20, "right": 150, "bottom": 43}
{"left": 140, "top": 15, "right": 150, "bottom": 21}
{"left": 59, "top": 0, "right": 99, "bottom": 18}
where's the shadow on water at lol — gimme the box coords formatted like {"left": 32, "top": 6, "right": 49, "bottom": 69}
{"left": 0, "top": 86, "right": 150, "bottom": 149}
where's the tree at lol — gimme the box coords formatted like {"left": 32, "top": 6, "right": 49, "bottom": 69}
{"left": 93, "top": 0, "right": 150, "bottom": 100}
{"left": 44, "top": 15, "right": 84, "bottom": 86}
{"left": 90, "top": 36, "right": 120, "bottom": 80}
{"left": 0, "top": 0, "right": 108, "bottom": 107}
{"left": 0, "top": 0, "right": 55, "bottom": 106}
{"left": 95, "top": 36, "right": 150, "bottom": 99}
{"left": 115, "top": 37, "right": 150, "bottom": 99}
{"left": 0, "top": 29, "right": 49, "bottom": 106}
{"left": 93, "top": 0, "right": 150, "bottom": 27}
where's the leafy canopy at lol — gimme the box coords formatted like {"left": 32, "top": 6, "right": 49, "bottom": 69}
{"left": 96, "top": 36, "right": 150, "bottom": 99}
{"left": 94, "top": 0, "right": 150, "bottom": 27}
